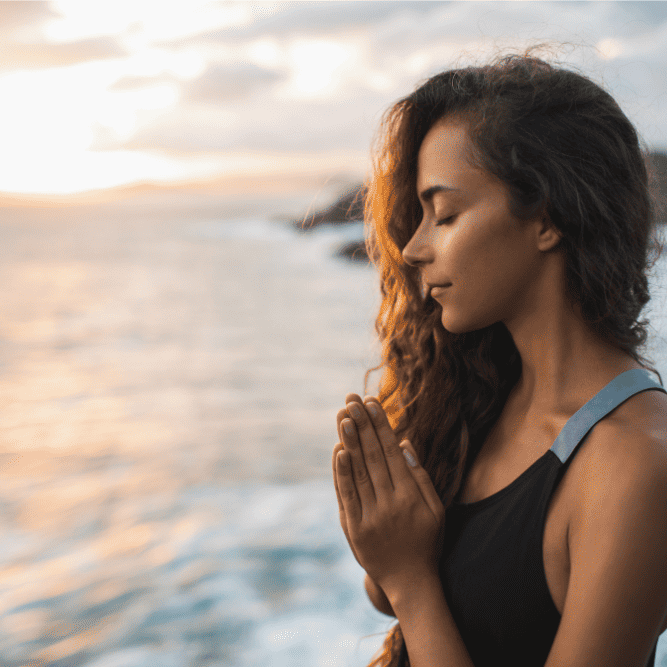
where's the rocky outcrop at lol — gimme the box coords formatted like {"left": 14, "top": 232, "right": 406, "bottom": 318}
{"left": 292, "top": 184, "right": 365, "bottom": 231}
{"left": 336, "top": 239, "right": 369, "bottom": 262}
{"left": 648, "top": 151, "right": 667, "bottom": 221}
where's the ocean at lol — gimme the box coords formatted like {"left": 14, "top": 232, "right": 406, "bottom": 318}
{"left": 1, "top": 196, "right": 666, "bottom": 666}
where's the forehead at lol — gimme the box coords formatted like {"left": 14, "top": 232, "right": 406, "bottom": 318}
{"left": 416, "top": 120, "right": 478, "bottom": 195}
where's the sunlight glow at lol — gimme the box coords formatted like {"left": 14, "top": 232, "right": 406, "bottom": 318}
{"left": 0, "top": 68, "right": 97, "bottom": 155}
{"left": 0, "top": 149, "right": 223, "bottom": 195}
{"left": 597, "top": 38, "right": 624, "bottom": 60}
{"left": 247, "top": 38, "right": 283, "bottom": 70}
{"left": 0, "top": 2, "right": 283, "bottom": 194}
{"left": 287, "top": 39, "right": 352, "bottom": 97}
{"left": 0, "top": 60, "right": 186, "bottom": 194}
{"left": 165, "top": 50, "right": 207, "bottom": 80}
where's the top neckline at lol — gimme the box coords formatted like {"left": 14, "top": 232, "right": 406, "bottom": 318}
{"left": 450, "top": 367, "right": 663, "bottom": 511}
{"left": 452, "top": 448, "right": 555, "bottom": 511}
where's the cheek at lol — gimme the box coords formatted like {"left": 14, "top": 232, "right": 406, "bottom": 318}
{"left": 467, "top": 224, "right": 531, "bottom": 283}
{"left": 450, "top": 230, "right": 507, "bottom": 291}
{"left": 442, "top": 235, "right": 526, "bottom": 325}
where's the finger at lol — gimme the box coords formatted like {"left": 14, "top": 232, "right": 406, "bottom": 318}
{"left": 340, "top": 416, "right": 377, "bottom": 507}
{"left": 332, "top": 441, "right": 345, "bottom": 513}
{"left": 336, "top": 406, "right": 351, "bottom": 443}
{"left": 345, "top": 401, "right": 393, "bottom": 496}
{"left": 399, "top": 440, "right": 445, "bottom": 520}
{"left": 361, "top": 396, "right": 405, "bottom": 488}
{"left": 333, "top": 442, "right": 364, "bottom": 566}
{"left": 338, "top": 395, "right": 363, "bottom": 441}
{"left": 336, "top": 448, "right": 362, "bottom": 526}
{"left": 339, "top": 401, "right": 377, "bottom": 504}
{"left": 338, "top": 394, "right": 370, "bottom": 441}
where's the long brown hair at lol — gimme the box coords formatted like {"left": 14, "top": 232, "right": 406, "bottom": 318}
{"left": 359, "top": 46, "right": 664, "bottom": 667}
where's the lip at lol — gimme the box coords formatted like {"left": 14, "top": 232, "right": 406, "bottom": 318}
{"left": 430, "top": 285, "right": 451, "bottom": 296}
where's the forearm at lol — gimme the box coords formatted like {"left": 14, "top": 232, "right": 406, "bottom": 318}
{"left": 364, "top": 573, "right": 395, "bottom": 616}
{"left": 385, "top": 571, "right": 475, "bottom": 667}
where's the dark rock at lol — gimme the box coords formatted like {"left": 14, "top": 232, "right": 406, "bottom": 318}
{"left": 334, "top": 239, "right": 369, "bottom": 262}
{"left": 647, "top": 150, "right": 667, "bottom": 225}
{"left": 292, "top": 184, "right": 365, "bottom": 231}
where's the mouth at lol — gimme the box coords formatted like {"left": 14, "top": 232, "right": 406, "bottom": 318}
{"left": 430, "top": 284, "right": 451, "bottom": 296}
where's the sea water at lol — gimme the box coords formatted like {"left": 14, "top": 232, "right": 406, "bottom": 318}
{"left": 0, "top": 207, "right": 666, "bottom": 666}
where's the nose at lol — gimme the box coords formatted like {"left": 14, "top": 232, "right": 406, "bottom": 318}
{"left": 402, "top": 246, "right": 421, "bottom": 268}
{"left": 402, "top": 226, "right": 432, "bottom": 268}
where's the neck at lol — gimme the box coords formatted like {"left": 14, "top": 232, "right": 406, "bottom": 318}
{"left": 506, "top": 303, "right": 640, "bottom": 420}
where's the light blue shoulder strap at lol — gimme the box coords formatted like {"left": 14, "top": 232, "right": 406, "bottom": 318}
{"left": 550, "top": 368, "right": 666, "bottom": 464}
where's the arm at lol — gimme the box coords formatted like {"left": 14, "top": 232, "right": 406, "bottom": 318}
{"left": 540, "top": 433, "right": 667, "bottom": 667}
{"left": 384, "top": 570, "right": 475, "bottom": 667}
{"left": 365, "top": 573, "right": 395, "bottom": 616}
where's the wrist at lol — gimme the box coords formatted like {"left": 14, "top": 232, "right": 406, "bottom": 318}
{"left": 365, "top": 574, "right": 395, "bottom": 616}
{"left": 382, "top": 568, "right": 442, "bottom": 610}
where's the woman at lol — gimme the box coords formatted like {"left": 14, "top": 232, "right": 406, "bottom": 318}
{"left": 332, "top": 49, "right": 667, "bottom": 667}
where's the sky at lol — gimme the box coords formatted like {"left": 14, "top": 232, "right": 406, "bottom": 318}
{"left": 0, "top": 0, "right": 666, "bottom": 196}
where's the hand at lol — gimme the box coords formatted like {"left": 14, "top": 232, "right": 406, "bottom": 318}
{"left": 332, "top": 393, "right": 446, "bottom": 593}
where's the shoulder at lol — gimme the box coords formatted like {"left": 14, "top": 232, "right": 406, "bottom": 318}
{"left": 551, "top": 387, "right": 667, "bottom": 665}
{"left": 587, "top": 384, "right": 667, "bottom": 471}
{"left": 572, "top": 385, "right": 667, "bottom": 522}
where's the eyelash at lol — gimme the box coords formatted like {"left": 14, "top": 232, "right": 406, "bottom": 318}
{"left": 436, "top": 216, "right": 455, "bottom": 226}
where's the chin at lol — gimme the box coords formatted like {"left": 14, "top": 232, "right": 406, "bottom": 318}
{"left": 440, "top": 317, "right": 469, "bottom": 335}
{"left": 440, "top": 312, "right": 494, "bottom": 336}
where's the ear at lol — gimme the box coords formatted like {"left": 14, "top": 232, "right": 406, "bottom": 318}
{"left": 536, "top": 211, "right": 563, "bottom": 253}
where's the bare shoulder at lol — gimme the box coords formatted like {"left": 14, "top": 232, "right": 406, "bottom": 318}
{"left": 568, "top": 383, "right": 667, "bottom": 535}
{"left": 618, "top": 380, "right": 667, "bottom": 427}
{"left": 582, "top": 384, "right": 667, "bottom": 473}
{"left": 603, "top": 384, "right": 667, "bottom": 457}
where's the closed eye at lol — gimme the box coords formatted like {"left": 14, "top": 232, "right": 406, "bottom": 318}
{"left": 436, "top": 216, "right": 455, "bottom": 226}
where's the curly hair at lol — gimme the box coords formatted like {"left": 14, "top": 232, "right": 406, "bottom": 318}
{"left": 359, "top": 46, "right": 664, "bottom": 667}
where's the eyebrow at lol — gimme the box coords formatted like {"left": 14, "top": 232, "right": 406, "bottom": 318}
{"left": 418, "top": 185, "right": 461, "bottom": 203}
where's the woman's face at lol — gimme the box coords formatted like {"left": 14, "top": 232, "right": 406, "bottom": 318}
{"left": 403, "top": 118, "right": 555, "bottom": 334}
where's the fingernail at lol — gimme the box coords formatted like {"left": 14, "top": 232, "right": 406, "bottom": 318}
{"left": 344, "top": 419, "right": 355, "bottom": 437}
{"left": 365, "top": 402, "right": 378, "bottom": 418}
{"left": 402, "top": 447, "right": 417, "bottom": 467}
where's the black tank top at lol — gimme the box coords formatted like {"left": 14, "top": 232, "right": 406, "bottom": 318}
{"left": 397, "top": 368, "right": 665, "bottom": 667}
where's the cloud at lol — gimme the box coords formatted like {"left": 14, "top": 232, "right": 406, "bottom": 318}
{"left": 0, "top": 1, "right": 127, "bottom": 71}
{"left": 0, "top": 36, "right": 127, "bottom": 71}
{"left": 115, "top": 0, "right": 667, "bottom": 159}
{"left": 106, "top": 61, "right": 284, "bottom": 108}
{"left": 82, "top": 1, "right": 667, "bottom": 173}
{"left": 0, "top": 1, "right": 59, "bottom": 40}
{"left": 164, "top": 0, "right": 451, "bottom": 46}
{"left": 182, "top": 62, "right": 285, "bottom": 104}
{"left": 109, "top": 73, "right": 179, "bottom": 91}
{"left": 118, "top": 80, "right": 386, "bottom": 155}
{"left": 1, "top": 0, "right": 666, "bottom": 196}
